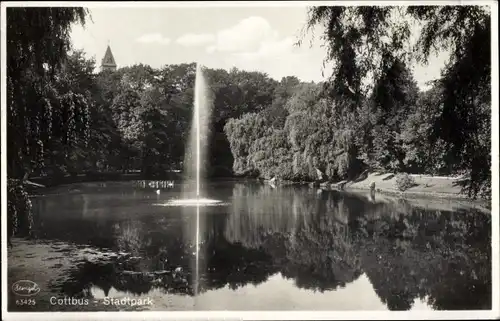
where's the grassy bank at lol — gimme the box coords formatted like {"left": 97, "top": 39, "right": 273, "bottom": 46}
{"left": 258, "top": 173, "right": 490, "bottom": 214}
{"left": 262, "top": 171, "right": 490, "bottom": 210}
{"left": 340, "top": 172, "right": 490, "bottom": 209}
{"left": 344, "top": 172, "right": 466, "bottom": 196}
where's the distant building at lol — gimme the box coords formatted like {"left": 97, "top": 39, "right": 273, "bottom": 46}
{"left": 100, "top": 44, "right": 117, "bottom": 72}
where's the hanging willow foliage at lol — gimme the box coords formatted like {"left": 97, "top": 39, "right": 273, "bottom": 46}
{"left": 7, "top": 179, "right": 34, "bottom": 241}
{"left": 7, "top": 7, "right": 90, "bottom": 240}
{"left": 300, "top": 5, "right": 491, "bottom": 199}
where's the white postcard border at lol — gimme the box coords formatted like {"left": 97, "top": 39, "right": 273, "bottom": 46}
{"left": 1, "top": 1, "right": 498, "bottom": 320}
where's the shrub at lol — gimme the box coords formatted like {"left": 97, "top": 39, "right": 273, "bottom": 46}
{"left": 395, "top": 173, "right": 416, "bottom": 192}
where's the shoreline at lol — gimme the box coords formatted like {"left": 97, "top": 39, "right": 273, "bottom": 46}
{"left": 344, "top": 185, "right": 477, "bottom": 201}
{"left": 261, "top": 171, "right": 491, "bottom": 210}
{"left": 341, "top": 171, "right": 490, "bottom": 206}
{"left": 24, "top": 171, "right": 241, "bottom": 189}
{"left": 19, "top": 170, "right": 490, "bottom": 209}
{"left": 341, "top": 187, "right": 491, "bottom": 214}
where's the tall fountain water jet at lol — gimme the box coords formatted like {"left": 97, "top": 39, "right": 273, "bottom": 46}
{"left": 176, "top": 64, "right": 222, "bottom": 205}
{"left": 184, "top": 63, "right": 208, "bottom": 198}
{"left": 156, "top": 63, "right": 224, "bottom": 303}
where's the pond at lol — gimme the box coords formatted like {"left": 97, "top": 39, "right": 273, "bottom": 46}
{"left": 8, "top": 181, "right": 492, "bottom": 312}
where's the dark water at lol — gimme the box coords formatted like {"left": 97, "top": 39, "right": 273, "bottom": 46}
{"left": 11, "top": 181, "right": 492, "bottom": 311}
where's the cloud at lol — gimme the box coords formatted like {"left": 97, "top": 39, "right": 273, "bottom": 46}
{"left": 216, "top": 30, "right": 332, "bottom": 83}
{"left": 206, "top": 45, "right": 217, "bottom": 54}
{"left": 136, "top": 33, "right": 171, "bottom": 45}
{"left": 204, "top": 16, "right": 316, "bottom": 81}
{"left": 209, "top": 16, "right": 279, "bottom": 53}
{"left": 239, "top": 36, "right": 297, "bottom": 60}
{"left": 176, "top": 33, "right": 215, "bottom": 46}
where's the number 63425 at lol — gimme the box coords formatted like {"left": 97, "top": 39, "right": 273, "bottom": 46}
{"left": 16, "top": 298, "right": 36, "bottom": 306}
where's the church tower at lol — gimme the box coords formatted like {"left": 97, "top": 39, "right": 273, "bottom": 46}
{"left": 101, "top": 44, "right": 117, "bottom": 72}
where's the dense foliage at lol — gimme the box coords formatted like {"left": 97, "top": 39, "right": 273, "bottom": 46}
{"left": 7, "top": 7, "right": 90, "bottom": 239}
{"left": 225, "top": 6, "right": 491, "bottom": 200}
{"left": 6, "top": 5, "right": 492, "bottom": 239}
{"left": 297, "top": 5, "right": 491, "bottom": 197}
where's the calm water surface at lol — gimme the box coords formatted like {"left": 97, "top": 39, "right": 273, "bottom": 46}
{"left": 10, "top": 181, "right": 492, "bottom": 311}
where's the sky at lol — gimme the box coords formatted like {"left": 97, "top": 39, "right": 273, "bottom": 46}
{"left": 70, "top": 5, "right": 451, "bottom": 90}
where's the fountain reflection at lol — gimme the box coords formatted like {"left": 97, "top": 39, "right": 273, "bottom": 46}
{"left": 154, "top": 198, "right": 225, "bottom": 207}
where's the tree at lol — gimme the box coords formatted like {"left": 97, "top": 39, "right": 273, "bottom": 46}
{"left": 263, "top": 76, "right": 300, "bottom": 129}
{"left": 7, "top": 7, "right": 90, "bottom": 239}
{"left": 301, "top": 5, "right": 491, "bottom": 199}
{"left": 7, "top": 7, "right": 90, "bottom": 179}
{"left": 139, "top": 86, "right": 173, "bottom": 175}
{"left": 409, "top": 6, "right": 491, "bottom": 198}
{"left": 367, "top": 57, "right": 420, "bottom": 172}
{"left": 400, "top": 85, "right": 449, "bottom": 174}
{"left": 224, "top": 113, "right": 271, "bottom": 176}
{"left": 47, "top": 50, "right": 97, "bottom": 175}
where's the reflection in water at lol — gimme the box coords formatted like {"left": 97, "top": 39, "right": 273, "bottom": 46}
{"left": 195, "top": 204, "right": 200, "bottom": 298}
{"left": 22, "top": 181, "right": 491, "bottom": 311}
{"left": 114, "top": 220, "right": 145, "bottom": 259}
{"left": 154, "top": 198, "right": 225, "bottom": 207}
{"left": 194, "top": 272, "right": 434, "bottom": 311}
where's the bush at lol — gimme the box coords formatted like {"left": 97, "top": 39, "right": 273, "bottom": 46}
{"left": 395, "top": 173, "right": 416, "bottom": 192}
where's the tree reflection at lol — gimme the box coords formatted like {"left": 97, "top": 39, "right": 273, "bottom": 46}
{"left": 355, "top": 205, "right": 491, "bottom": 310}
{"left": 224, "top": 184, "right": 491, "bottom": 310}
{"left": 48, "top": 183, "right": 490, "bottom": 311}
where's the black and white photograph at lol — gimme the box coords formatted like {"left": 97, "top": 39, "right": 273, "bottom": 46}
{"left": 1, "top": 1, "right": 498, "bottom": 320}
